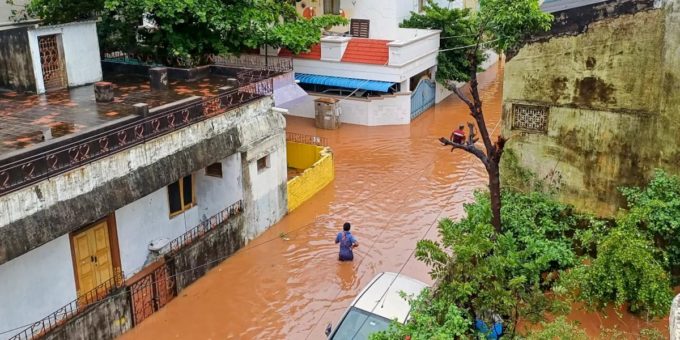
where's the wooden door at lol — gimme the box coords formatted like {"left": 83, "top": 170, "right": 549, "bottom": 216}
{"left": 72, "top": 221, "right": 114, "bottom": 296}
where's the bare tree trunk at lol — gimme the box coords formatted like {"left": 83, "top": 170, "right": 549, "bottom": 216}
{"left": 488, "top": 162, "right": 502, "bottom": 234}
{"left": 441, "top": 42, "right": 506, "bottom": 233}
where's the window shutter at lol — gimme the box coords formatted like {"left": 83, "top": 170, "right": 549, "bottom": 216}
{"left": 324, "top": 0, "right": 333, "bottom": 14}
{"left": 350, "top": 19, "right": 370, "bottom": 38}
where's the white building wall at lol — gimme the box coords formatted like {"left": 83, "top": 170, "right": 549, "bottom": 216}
{"left": 284, "top": 93, "right": 411, "bottom": 126}
{"left": 27, "top": 21, "right": 102, "bottom": 94}
{"left": 0, "top": 235, "right": 76, "bottom": 340}
{"left": 242, "top": 135, "right": 287, "bottom": 239}
{"left": 115, "top": 154, "right": 243, "bottom": 276}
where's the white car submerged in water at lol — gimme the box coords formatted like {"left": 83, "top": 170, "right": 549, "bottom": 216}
{"left": 326, "top": 272, "right": 429, "bottom": 340}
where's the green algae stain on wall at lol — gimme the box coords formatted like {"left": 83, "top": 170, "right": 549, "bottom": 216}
{"left": 501, "top": 4, "right": 680, "bottom": 217}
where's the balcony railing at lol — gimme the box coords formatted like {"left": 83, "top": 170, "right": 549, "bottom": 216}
{"left": 286, "top": 132, "right": 328, "bottom": 147}
{"left": 8, "top": 270, "right": 124, "bottom": 340}
{"left": 0, "top": 77, "right": 273, "bottom": 197}
{"left": 168, "top": 200, "right": 243, "bottom": 254}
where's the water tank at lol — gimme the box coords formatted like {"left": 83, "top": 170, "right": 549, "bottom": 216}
{"left": 314, "top": 97, "right": 341, "bottom": 130}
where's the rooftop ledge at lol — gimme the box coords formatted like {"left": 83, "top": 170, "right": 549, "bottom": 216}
{"left": 0, "top": 62, "right": 280, "bottom": 197}
{"left": 387, "top": 29, "right": 441, "bottom": 47}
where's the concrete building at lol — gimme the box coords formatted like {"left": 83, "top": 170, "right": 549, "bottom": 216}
{"left": 0, "top": 22, "right": 289, "bottom": 339}
{"left": 500, "top": 0, "right": 679, "bottom": 216}
{"left": 279, "top": 0, "right": 495, "bottom": 126}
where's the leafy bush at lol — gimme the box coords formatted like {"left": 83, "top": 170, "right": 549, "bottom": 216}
{"left": 619, "top": 169, "right": 680, "bottom": 270}
{"left": 380, "top": 190, "right": 580, "bottom": 338}
{"left": 561, "top": 227, "right": 673, "bottom": 319}
{"left": 369, "top": 289, "right": 470, "bottom": 340}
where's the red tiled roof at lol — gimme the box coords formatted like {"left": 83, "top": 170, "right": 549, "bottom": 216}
{"left": 341, "top": 39, "right": 390, "bottom": 65}
{"left": 279, "top": 44, "right": 321, "bottom": 60}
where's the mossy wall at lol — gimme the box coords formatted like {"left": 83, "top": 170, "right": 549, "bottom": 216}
{"left": 501, "top": 1, "right": 680, "bottom": 216}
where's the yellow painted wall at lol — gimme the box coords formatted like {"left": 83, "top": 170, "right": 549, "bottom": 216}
{"left": 287, "top": 142, "right": 335, "bottom": 212}
{"left": 287, "top": 142, "right": 321, "bottom": 170}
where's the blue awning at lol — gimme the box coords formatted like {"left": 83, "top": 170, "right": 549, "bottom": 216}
{"left": 295, "top": 73, "right": 396, "bottom": 93}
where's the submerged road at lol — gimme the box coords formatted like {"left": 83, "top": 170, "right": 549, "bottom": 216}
{"left": 121, "top": 64, "right": 666, "bottom": 339}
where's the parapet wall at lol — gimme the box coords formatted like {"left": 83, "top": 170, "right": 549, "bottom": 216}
{"left": 287, "top": 142, "right": 334, "bottom": 212}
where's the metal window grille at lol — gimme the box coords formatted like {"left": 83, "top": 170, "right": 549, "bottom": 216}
{"left": 511, "top": 104, "right": 549, "bottom": 133}
{"left": 38, "top": 35, "right": 66, "bottom": 91}
{"left": 350, "top": 19, "right": 370, "bottom": 38}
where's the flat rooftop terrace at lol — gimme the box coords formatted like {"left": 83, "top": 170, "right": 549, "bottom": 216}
{"left": 0, "top": 62, "right": 279, "bottom": 196}
{"left": 0, "top": 74, "right": 237, "bottom": 154}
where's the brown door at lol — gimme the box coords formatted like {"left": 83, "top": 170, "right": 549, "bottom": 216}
{"left": 72, "top": 220, "right": 115, "bottom": 297}
{"left": 38, "top": 34, "right": 67, "bottom": 91}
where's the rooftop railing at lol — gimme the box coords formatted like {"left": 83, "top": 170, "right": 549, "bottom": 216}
{"left": 286, "top": 132, "right": 328, "bottom": 147}
{"left": 0, "top": 76, "right": 273, "bottom": 197}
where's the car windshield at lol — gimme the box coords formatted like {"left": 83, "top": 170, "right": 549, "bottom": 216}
{"left": 330, "top": 307, "right": 392, "bottom": 340}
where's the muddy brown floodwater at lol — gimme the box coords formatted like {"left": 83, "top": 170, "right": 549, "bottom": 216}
{"left": 121, "top": 64, "right": 668, "bottom": 339}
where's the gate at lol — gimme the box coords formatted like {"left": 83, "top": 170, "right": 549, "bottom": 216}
{"left": 38, "top": 34, "right": 67, "bottom": 91}
{"left": 410, "top": 79, "right": 436, "bottom": 120}
{"left": 129, "top": 259, "right": 176, "bottom": 325}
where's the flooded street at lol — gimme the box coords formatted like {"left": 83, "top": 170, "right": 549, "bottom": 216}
{"left": 121, "top": 64, "right": 666, "bottom": 339}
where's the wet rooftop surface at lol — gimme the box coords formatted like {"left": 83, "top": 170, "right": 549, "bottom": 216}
{"left": 0, "top": 74, "right": 235, "bottom": 155}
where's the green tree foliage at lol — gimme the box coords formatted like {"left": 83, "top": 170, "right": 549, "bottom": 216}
{"left": 373, "top": 190, "right": 579, "bottom": 339}
{"left": 619, "top": 169, "right": 680, "bottom": 270}
{"left": 373, "top": 174, "right": 676, "bottom": 338}
{"left": 400, "top": 2, "right": 478, "bottom": 82}
{"left": 21, "top": 0, "right": 346, "bottom": 66}
{"left": 561, "top": 227, "right": 673, "bottom": 319}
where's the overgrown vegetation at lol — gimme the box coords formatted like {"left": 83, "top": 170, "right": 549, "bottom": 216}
{"left": 372, "top": 170, "right": 679, "bottom": 339}
{"left": 13, "top": 0, "right": 346, "bottom": 67}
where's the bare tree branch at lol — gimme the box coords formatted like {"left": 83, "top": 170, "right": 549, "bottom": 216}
{"left": 446, "top": 80, "right": 475, "bottom": 113}
{"left": 438, "top": 137, "right": 489, "bottom": 166}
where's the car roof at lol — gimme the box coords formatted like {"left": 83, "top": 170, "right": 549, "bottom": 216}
{"left": 352, "top": 272, "right": 429, "bottom": 323}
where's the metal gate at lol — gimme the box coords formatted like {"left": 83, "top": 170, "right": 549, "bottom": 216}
{"left": 129, "top": 259, "right": 176, "bottom": 325}
{"left": 410, "top": 79, "right": 436, "bottom": 120}
{"left": 38, "top": 34, "right": 67, "bottom": 91}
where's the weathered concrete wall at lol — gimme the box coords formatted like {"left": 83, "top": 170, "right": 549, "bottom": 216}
{"left": 287, "top": 144, "right": 335, "bottom": 212}
{"left": 240, "top": 132, "right": 288, "bottom": 240}
{"left": 501, "top": 0, "right": 680, "bottom": 216}
{"left": 172, "top": 214, "right": 246, "bottom": 291}
{"left": 0, "top": 96, "right": 284, "bottom": 265}
{"left": 43, "top": 289, "right": 132, "bottom": 340}
{"left": 0, "top": 26, "right": 35, "bottom": 92}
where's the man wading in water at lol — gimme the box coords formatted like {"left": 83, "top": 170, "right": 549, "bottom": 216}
{"left": 335, "top": 222, "right": 359, "bottom": 261}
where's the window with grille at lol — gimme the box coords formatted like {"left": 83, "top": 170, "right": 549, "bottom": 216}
{"left": 511, "top": 104, "right": 549, "bottom": 133}
{"left": 168, "top": 175, "right": 195, "bottom": 216}
{"left": 205, "top": 163, "right": 223, "bottom": 178}
{"left": 350, "top": 19, "right": 370, "bottom": 38}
